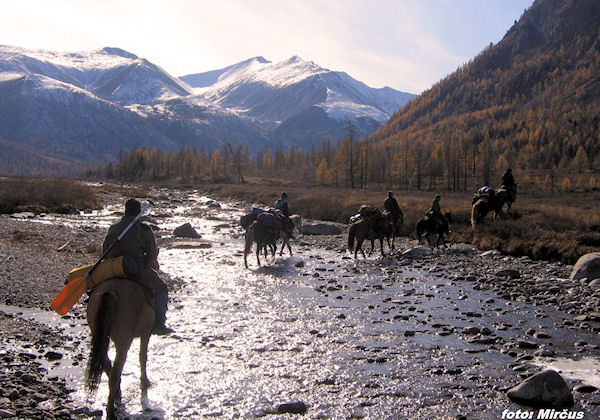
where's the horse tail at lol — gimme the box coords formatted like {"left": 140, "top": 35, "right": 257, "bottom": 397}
{"left": 416, "top": 220, "right": 424, "bottom": 240}
{"left": 348, "top": 223, "right": 356, "bottom": 251}
{"left": 85, "top": 292, "right": 114, "bottom": 394}
{"left": 244, "top": 224, "right": 256, "bottom": 268}
{"left": 471, "top": 203, "right": 478, "bottom": 229}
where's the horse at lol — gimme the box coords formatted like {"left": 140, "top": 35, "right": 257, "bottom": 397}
{"left": 382, "top": 210, "right": 403, "bottom": 251}
{"left": 348, "top": 218, "right": 385, "bottom": 259}
{"left": 244, "top": 218, "right": 294, "bottom": 268}
{"left": 471, "top": 196, "right": 505, "bottom": 228}
{"left": 496, "top": 184, "right": 517, "bottom": 213}
{"left": 416, "top": 212, "right": 452, "bottom": 248}
{"left": 290, "top": 214, "right": 302, "bottom": 234}
{"left": 85, "top": 278, "right": 155, "bottom": 420}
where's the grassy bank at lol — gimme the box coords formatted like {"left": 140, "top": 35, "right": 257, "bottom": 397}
{"left": 0, "top": 177, "right": 100, "bottom": 214}
{"left": 3, "top": 176, "right": 597, "bottom": 265}
{"left": 202, "top": 182, "right": 600, "bottom": 265}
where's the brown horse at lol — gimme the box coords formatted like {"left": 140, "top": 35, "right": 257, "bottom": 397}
{"left": 382, "top": 210, "right": 403, "bottom": 251}
{"left": 471, "top": 196, "right": 505, "bottom": 228}
{"left": 348, "top": 218, "right": 385, "bottom": 259}
{"left": 86, "top": 279, "right": 154, "bottom": 420}
{"left": 244, "top": 219, "right": 294, "bottom": 268}
{"left": 416, "top": 212, "right": 452, "bottom": 248}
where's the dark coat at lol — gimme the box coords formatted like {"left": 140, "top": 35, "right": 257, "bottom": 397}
{"left": 384, "top": 197, "right": 402, "bottom": 217}
{"left": 103, "top": 216, "right": 165, "bottom": 293}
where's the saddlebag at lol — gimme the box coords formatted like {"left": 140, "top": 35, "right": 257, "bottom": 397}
{"left": 67, "top": 256, "right": 127, "bottom": 290}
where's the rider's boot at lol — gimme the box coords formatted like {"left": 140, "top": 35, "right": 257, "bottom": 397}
{"left": 152, "top": 292, "right": 174, "bottom": 335}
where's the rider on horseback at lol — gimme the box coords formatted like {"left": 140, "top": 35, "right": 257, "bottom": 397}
{"left": 102, "top": 199, "right": 173, "bottom": 335}
{"left": 426, "top": 194, "right": 448, "bottom": 231}
{"left": 499, "top": 168, "right": 517, "bottom": 203}
{"left": 384, "top": 191, "right": 403, "bottom": 227}
{"left": 274, "top": 192, "right": 290, "bottom": 217}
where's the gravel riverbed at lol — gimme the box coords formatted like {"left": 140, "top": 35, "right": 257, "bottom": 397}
{"left": 0, "top": 188, "right": 599, "bottom": 419}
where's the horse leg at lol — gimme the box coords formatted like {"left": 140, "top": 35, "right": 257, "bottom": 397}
{"left": 379, "top": 237, "right": 385, "bottom": 256}
{"left": 286, "top": 241, "right": 292, "bottom": 256}
{"left": 140, "top": 334, "right": 151, "bottom": 391}
{"left": 358, "top": 239, "right": 367, "bottom": 259}
{"left": 107, "top": 341, "right": 131, "bottom": 420}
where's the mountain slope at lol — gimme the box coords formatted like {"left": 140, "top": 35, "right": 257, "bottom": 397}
{"left": 0, "top": 72, "right": 177, "bottom": 163}
{"left": 365, "top": 0, "right": 600, "bottom": 184}
{"left": 0, "top": 45, "right": 191, "bottom": 105}
{"left": 182, "top": 56, "right": 415, "bottom": 147}
{"left": 0, "top": 46, "right": 415, "bottom": 175}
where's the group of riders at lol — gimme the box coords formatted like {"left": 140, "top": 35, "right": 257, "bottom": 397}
{"left": 90, "top": 170, "right": 517, "bottom": 337}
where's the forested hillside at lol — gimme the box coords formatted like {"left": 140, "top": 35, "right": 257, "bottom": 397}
{"left": 363, "top": 0, "right": 600, "bottom": 191}
{"left": 94, "top": 0, "right": 600, "bottom": 194}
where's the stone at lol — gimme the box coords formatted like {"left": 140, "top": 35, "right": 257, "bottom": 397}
{"left": 507, "top": 370, "right": 574, "bottom": 408}
{"left": 495, "top": 269, "right": 520, "bottom": 279}
{"left": 277, "top": 401, "right": 308, "bottom": 414}
{"left": 573, "top": 384, "right": 598, "bottom": 393}
{"left": 0, "top": 409, "right": 16, "bottom": 418}
{"left": 171, "top": 240, "right": 211, "bottom": 249}
{"left": 402, "top": 246, "right": 433, "bottom": 258}
{"left": 301, "top": 222, "right": 343, "bottom": 235}
{"left": 173, "top": 223, "right": 201, "bottom": 238}
{"left": 44, "top": 351, "right": 63, "bottom": 361}
{"left": 570, "top": 252, "right": 600, "bottom": 281}
{"left": 481, "top": 250, "right": 501, "bottom": 257}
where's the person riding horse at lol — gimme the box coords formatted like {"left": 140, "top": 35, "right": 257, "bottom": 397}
{"left": 499, "top": 168, "right": 517, "bottom": 204}
{"left": 102, "top": 199, "right": 173, "bottom": 335}
{"left": 384, "top": 191, "right": 403, "bottom": 227}
{"left": 426, "top": 194, "right": 447, "bottom": 231}
{"left": 274, "top": 192, "right": 290, "bottom": 217}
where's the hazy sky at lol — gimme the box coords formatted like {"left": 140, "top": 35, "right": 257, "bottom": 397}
{"left": 1, "top": 0, "right": 534, "bottom": 94}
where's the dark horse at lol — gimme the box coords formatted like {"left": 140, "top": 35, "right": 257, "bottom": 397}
{"left": 497, "top": 184, "right": 517, "bottom": 213}
{"left": 471, "top": 195, "right": 506, "bottom": 228}
{"left": 416, "top": 212, "right": 452, "bottom": 248}
{"left": 86, "top": 278, "right": 155, "bottom": 420}
{"left": 382, "top": 210, "right": 403, "bottom": 251}
{"left": 244, "top": 218, "right": 294, "bottom": 268}
{"left": 349, "top": 217, "right": 385, "bottom": 259}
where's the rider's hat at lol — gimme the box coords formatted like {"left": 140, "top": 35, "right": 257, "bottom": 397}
{"left": 125, "top": 198, "right": 141, "bottom": 216}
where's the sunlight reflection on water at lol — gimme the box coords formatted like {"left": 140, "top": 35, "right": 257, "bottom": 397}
{"left": 5, "top": 189, "right": 600, "bottom": 418}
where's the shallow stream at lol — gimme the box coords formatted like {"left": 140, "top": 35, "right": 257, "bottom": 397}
{"left": 4, "top": 189, "right": 600, "bottom": 419}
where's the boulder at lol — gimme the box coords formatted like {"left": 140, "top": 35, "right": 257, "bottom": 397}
{"left": 277, "top": 401, "right": 307, "bottom": 414}
{"left": 570, "top": 252, "right": 600, "bottom": 281}
{"left": 402, "top": 246, "right": 433, "bottom": 258}
{"left": 495, "top": 269, "right": 521, "bottom": 279}
{"left": 173, "top": 223, "right": 201, "bottom": 238}
{"left": 507, "top": 370, "right": 574, "bottom": 408}
{"left": 301, "top": 222, "right": 343, "bottom": 235}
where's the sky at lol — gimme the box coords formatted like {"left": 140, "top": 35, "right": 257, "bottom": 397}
{"left": 1, "top": 0, "right": 534, "bottom": 94}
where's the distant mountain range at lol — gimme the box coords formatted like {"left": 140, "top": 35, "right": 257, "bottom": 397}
{"left": 0, "top": 46, "right": 414, "bottom": 175}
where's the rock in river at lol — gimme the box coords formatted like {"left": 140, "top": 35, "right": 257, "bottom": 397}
{"left": 173, "top": 223, "right": 201, "bottom": 238}
{"left": 507, "top": 370, "right": 574, "bottom": 408}
{"left": 570, "top": 252, "right": 600, "bottom": 282}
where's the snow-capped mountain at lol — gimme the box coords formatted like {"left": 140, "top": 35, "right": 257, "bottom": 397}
{"left": 0, "top": 45, "right": 191, "bottom": 105}
{"left": 182, "top": 56, "right": 415, "bottom": 145}
{"left": 0, "top": 46, "right": 415, "bottom": 175}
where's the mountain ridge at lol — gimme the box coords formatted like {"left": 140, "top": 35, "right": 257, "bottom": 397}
{"left": 0, "top": 46, "right": 415, "bottom": 175}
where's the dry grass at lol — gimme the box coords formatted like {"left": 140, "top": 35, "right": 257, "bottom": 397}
{"left": 202, "top": 182, "right": 600, "bottom": 265}
{"left": 0, "top": 177, "right": 100, "bottom": 214}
